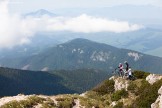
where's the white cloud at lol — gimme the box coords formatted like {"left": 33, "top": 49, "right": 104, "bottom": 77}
{"left": 0, "top": 0, "right": 143, "bottom": 49}
{"left": 99, "top": 0, "right": 162, "bottom": 7}
{"left": 9, "top": 1, "right": 23, "bottom": 4}
{"left": 46, "top": 14, "right": 143, "bottom": 33}
{"left": 0, "top": 0, "right": 36, "bottom": 48}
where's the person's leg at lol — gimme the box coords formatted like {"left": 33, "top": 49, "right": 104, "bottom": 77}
{"left": 119, "top": 69, "right": 122, "bottom": 77}
{"left": 129, "top": 75, "right": 133, "bottom": 80}
{"left": 121, "top": 70, "right": 124, "bottom": 78}
{"left": 118, "top": 71, "right": 120, "bottom": 77}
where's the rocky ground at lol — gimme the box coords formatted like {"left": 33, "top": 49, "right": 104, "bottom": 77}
{"left": 0, "top": 71, "right": 162, "bottom": 108}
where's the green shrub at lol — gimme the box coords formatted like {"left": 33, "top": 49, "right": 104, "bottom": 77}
{"left": 135, "top": 80, "right": 150, "bottom": 95}
{"left": 56, "top": 97, "right": 75, "bottom": 108}
{"left": 113, "top": 102, "right": 123, "bottom": 108}
{"left": 79, "top": 96, "right": 106, "bottom": 108}
{"left": 111, "top": 93, "right": 121, "bottom": 101}
{"left": 125, "top": 105, "right": 133, "bottom": 108}
{"left": 86, "top": 91, "right": 103, "bottom": 101}
{"left": 28, "top": 96, "right": 45, "bottom": 105}
{"left": 133, "top": 70, "right": 150, "bottom": 79}
{"left": 56, "top": 97, "right": 66, "bottom": 101}
{"left": 111, "top": 89, "right": 128, "bottom": 101}
{"left": 41, "top": 103, "right": 56, "bottom": 108}
{"left": 127, "top": 82, "right": 138, "bottom": 93}
{"left": 133, "top": 79, "right": 162, "bottom": 108}
{"left": 0, "top": 96, "right": 46, "bottom": 108}
{"left": 41, "top": 98, "right": 56, "bottom": 108}
{"left": 0, "top": 100, "right": 21, "bottom": 108}
{"left": 93, "top": 79, "right": 115, "bottom": 95}
{"left": 57, "top": 100, "right": 73, "bottom": 108}
{"left": 104, "top": 100, "right": 110, "bottom": 106}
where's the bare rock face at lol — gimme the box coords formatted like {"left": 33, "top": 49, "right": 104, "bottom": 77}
{"left": 158, "top": 86, "right": 162, "bottom": 94}
{"left": 110, "top": 101, "right": 117, "bottom": 107}
{"left": 146, "top": 74, "right": 162, "bottom": 85}
{"left": 114, "top": 77, "right": 129, "bottom": 91}
{"left": 157, "top": 86, "right": 162, "bottom": 108}
{"left": 151, "top": 86, "right": 162, "bottom": 108}
{"left": 148, "top": 74, "right": 162, "bottom": 108}
{"left": 0, "top": 94, "right": 30, "bottom": 107}
{"left": 109, "top": 76, "right": 115, "bottom": 80}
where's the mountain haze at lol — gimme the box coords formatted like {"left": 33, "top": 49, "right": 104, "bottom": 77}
{"left": 54, "top": 5, "right": 162, "bottom": 28}
{"left": 1, "top": 38, "right": 162, "bottom": 73}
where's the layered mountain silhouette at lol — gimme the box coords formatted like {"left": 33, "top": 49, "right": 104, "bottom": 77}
{"left": 0, "top": 67, "right": 108, "bottom": 97}
{"left": 25, "top": 9, "right": 57, "bottom": 17}
{"left": 1, "top": 38, "right": 162, "bottom": 73}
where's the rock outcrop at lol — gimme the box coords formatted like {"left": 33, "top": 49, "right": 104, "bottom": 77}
{"left": 146, "top": 74, "right": 162, "bottom": 85}
{"left": 0, "top": 72, "right": 161, "bottom": 108}
{"left": 0, "top": 94, "right": 83, "bottom": 108}
{"left": 151, "top": 86, "right": 162, "bottom": 108}
{"left": 0, "top": 94, "right": 31, "bottom": 107}
{"left": 110, "top": 76, "right": 129, "bottom": 91}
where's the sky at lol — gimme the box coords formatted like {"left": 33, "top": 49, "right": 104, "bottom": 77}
{"left": 9, "top": 0, "right": 162, "bottom": 14}
{"left": 0, "top": 0, "right": 161, "bottom": 49}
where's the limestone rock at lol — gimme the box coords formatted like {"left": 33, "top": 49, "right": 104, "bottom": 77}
{"left": 110, "top": 101, "right": 117, "bottom": 107}
{"left": 114, "top": 77, "right": 129, "bottom": 91}
{"left": 158, "top": 86, "right": 162, "bottom": 95}
{"left": 151, "top": 86, "right": 162, "bottom": 108}
{"left": 146, "top": 74, "right": 162, "bottom": 85}
{"left": 0, "top": 94, "right": 31, "bottom": 107}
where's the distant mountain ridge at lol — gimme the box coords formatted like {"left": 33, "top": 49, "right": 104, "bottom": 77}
{"left": 25, "top": 9, "right": 57, "bottom": 17}
{"left": 0, "top": 67, "right": 74, "bottom": 96}
{"left": 1, "top": 38, "right": 162, "bottom": 74}
{"left": 0, "top": 67, "right": 109, "bottom": 97}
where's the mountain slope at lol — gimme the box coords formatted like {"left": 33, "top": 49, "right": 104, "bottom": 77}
{"left": 1, "top": 28, "right": 162, "bottom": 59}
{"left": 1, "top": 38, "right": 162, "bottom": 74}
{"left": 146, "top": 46, "right": 162, "bottom": 57}
{"left": 52, "top": 69, "right": 109, "bottom": 93}
{"left": 0, "top": 71, "right": 162, "bottom": 108}
{"left": 0, "top": 67, "right": 74, "bottom": 97}
{"left": 0, "top": 67, "right": 109, "bottom": 97}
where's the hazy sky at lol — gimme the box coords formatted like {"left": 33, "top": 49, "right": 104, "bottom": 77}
{"left": 0, "top": 0, "right": 161, "bottom": 49}
{"left": 9, "top": 0, "right": 162, "bottom": 13}
{"left": 0, "top": 0, "right": 144, "bottom": 48}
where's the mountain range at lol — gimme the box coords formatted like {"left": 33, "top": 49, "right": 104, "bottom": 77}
{"left": 0, "top": 67, "right": 109, "bottom": 97}
{"left": 1, "top": 28, "right": 162, "bottom": 59}
{"left": 0, "top": 5, "right": 161, "bottom": 108}
{"left": 1, "top": 38, "right": 162, "bottom": 74}
{"left": 1, "top": 8, "right": 162, "bottom": 58}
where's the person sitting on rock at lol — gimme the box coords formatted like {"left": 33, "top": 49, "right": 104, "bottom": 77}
{"left": 128, "top": 68, "right": 133, "bottom": 80}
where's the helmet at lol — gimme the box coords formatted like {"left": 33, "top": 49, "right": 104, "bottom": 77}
{"left": 128, "top": 68, "right": 131, "bottom": 71}
{"left": 124, "top": 61, "right": 127, "bottom": 63}
{"left": 119, "top": 63, "right": 122, "bottom": 65}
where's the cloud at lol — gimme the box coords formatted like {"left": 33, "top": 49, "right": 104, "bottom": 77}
{"left": 46, "top": 14, "right": 143, "bottom": 33}
{"left": 0, "top": 0, "right": 143, "bottom": 49}
{"left": 9, "top": 1, "right": 23, "bottom": 4}
{"left": 0, "top": 0, "right": 36, "bottom": 48}
{"left": 99, "top": 0, "right": 162, "bottom": 8}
